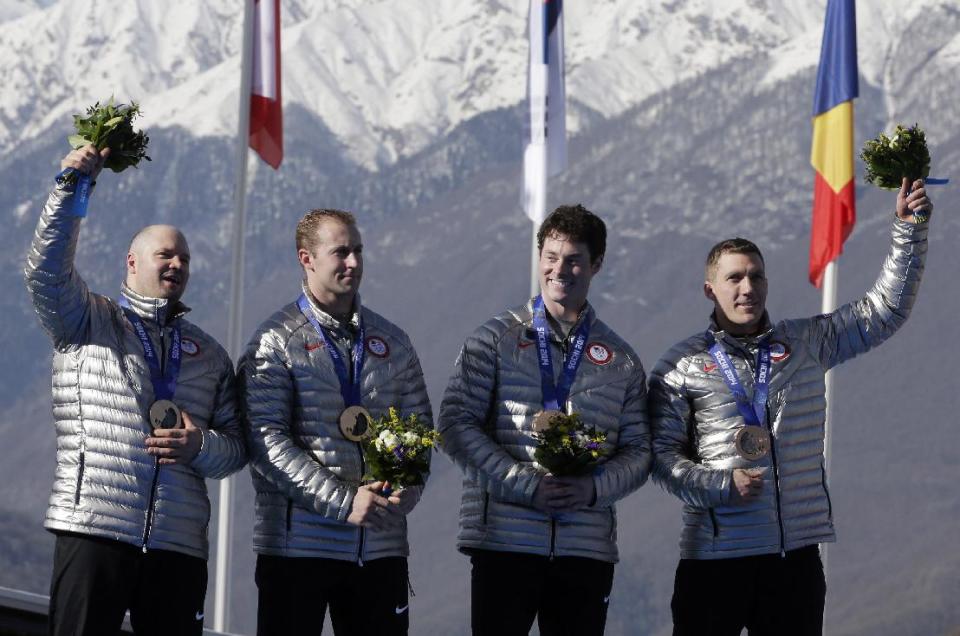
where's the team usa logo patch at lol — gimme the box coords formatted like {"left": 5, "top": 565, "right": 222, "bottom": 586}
{"left": 586, "top": 342, "right": 613, "bottom": 365}
{"left": 366, "top": 336, "right": 390, "bottom": 358}
{"left": 180, "top": 338, "right": 200, "bottom": 356}
{"left": 770, "top": 342, "right": 791, "bottom": 362}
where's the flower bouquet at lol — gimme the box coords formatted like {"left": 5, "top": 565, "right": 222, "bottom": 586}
{"left": 66, "top": 98, "right": 150, "bottom": 179}
{"left": 361, "top": 408, "right": 440, "bottom": 488}
{"left": 532, "top": 412, "right": 608, "bottom": 477}
{"left": 860, "top": 124, "right": 931, "bottom": 191}
{"left": 860, "top": 123, "right": 946, "bottom": 223}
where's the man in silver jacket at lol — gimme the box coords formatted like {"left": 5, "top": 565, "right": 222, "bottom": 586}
{"left": 439, "top": 204, "right": 651, "bottom": 636}
{"left": 24, "top": 145, "right": 247, "bottom": 636}
{"left": 239, "top": 208, "right": 432, "bottom": 635}
{"left": 649, "top": 179, "right": 933, "bottom": 635}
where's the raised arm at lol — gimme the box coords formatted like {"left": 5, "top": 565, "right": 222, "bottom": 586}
{"left": 24, "top": 146, "right": 109, "bottom": 350}
{"left": 807, "top": 178, "right": 932, "bottom": 370}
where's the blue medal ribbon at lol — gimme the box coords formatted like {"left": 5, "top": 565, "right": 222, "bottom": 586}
{"left": 912, "top": 178, "right": 949, "bottom": 223}
{"left": 707, "top": 332, "right": 770, "bottom": 429}
{"left": 54, "top": 168, "right": 92, "bottom": 218}
{"left": 532, "top": 295, "right": 591, "bottom": 412}
{"left": 298, "top": 294, "right": 365, "bottom": 407}
{"left": 119, "top": 297, "right": 182, "bottom": 401}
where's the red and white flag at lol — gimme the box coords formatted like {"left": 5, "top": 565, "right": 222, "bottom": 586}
{"left": 250, "top": 0, "right": 282, "bottom": 169}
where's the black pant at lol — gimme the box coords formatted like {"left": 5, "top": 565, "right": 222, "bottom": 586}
{"left": 672, "top": 545, "right": 826, "bottom": 636}
{"left": 48, "top": 532, "right": 207, "bottom": 636}
{"left": 255, "top": 554, "right": 409, "bottom": 636}
{"left": 469, "top": 549, "right": 615, "bottom": 636}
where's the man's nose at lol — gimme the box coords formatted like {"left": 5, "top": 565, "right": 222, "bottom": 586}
{"left": 345, "top": 252, "right": 360, "bottom": 268}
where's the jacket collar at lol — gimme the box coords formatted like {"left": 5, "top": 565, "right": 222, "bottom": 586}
{"left": 708, "top": 311, "right": 773, "bottom": 353}
{"left": 120, "top": 283, "right": 189, "bottom": 327}
{"left": 525, "top": 296, "right": 596, "bottom": 344}
{"left": 301, "top": 283, "right": 362, "bottom": 335}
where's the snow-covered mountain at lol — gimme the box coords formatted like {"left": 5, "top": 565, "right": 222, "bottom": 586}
{"left": 2, "top": 1, "right": 960, "bottom": 635}
{"left": 3, "top": 0, "right": 956, "bottom": 170}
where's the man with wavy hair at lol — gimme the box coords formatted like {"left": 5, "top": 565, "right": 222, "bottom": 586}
{"left": 439, "top": 204, "right": 651, "bottom": 635}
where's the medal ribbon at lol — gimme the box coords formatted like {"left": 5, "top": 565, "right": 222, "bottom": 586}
{"left": 706, "top": 332, "right": 770, "bottom": 429}
{"left": 532, "top": 295, "right": 591, "bottom": 412}
{"left": 119, "top": 297, "right": 182, "bottom": 401}
{"left": 54, "top": 168, "right": 93, "bottom": 218}
{"left": 298, "top": 294, "right": 365, "bottom": 407}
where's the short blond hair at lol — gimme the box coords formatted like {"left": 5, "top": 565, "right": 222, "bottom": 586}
{"left": 296, "top": 209, "right": 356, "bottom": 254}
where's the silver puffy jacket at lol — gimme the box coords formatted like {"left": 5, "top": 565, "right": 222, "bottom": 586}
{"left": 24, "top": 184, "right": 247, "bottom": 559}
{"left": 650, "top": 218, "right": 927, "bottom": 559}
{"left": 239, "top": 291, "right": 432, "bottom": 561}
{"left": 438, "top": 301, "right": 651, "bottom": 563}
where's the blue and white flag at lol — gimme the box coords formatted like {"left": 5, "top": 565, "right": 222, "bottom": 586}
{"left": 523, "top": 0, "right": 567, "bottom": 223}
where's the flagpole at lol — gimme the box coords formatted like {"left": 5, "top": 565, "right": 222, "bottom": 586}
{"left": 214, "top": 0, "right": 255, "bottom": 631}
{"left": 530, "top": 140, "right": 547, "bottom": 298}
{"left": 820, "top": 259, "right": 838, "bottom": 583}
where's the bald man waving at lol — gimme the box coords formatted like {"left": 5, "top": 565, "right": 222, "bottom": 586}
{"left": 24, "top": 146, "right": 247, "bottom": 636}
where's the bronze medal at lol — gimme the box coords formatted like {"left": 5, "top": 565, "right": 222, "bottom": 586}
{"left": 339, "top": 405, "right": 373, "bottom": 442}
{"left": 532, "top": 409, "right": 564, "bottom": 433}
{"left": 735, "top": 427, "right": 771, "bottom": 461}
{"left": 149, "top": 399, "right": 182, "bottom": 431}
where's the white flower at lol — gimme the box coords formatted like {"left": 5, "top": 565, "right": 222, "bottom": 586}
{"left": 402, "top": 431, "right": 419, "bottom": 447}
{"left": 379, "top": 430, "right": 400, "bottom": 451}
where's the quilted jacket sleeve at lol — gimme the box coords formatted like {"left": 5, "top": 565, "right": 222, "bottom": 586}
{"left": 593, "top": 357, "right": 652, "bottom": 507}
{"left": 649, "top": 351, "right": 731, "bottom": 508}
{"left": 191, "top": 346, "right": 248, "bottom": 479}
{"left": 240, "top": 324, "right": 358, "bottom": 522}
{"left": 24, "top": 184, "right": 94, "bottom": 350}
{"left": 805, "top": 217, "right": 928, "bottom": 370}
{"left": 438, "top": 320, "right": 544, "bottom": 506}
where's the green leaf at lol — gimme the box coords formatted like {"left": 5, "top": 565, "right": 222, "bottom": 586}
{"left": 67, "top": 134, "right": 90, "bottom": 149}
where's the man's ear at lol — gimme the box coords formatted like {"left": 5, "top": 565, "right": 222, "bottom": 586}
{"left": 703, "top": 281, "right": 716, "bottom": 302}
{"left": 298, "top": 248, "right": 312, "bottom": 270}
{"left": 591, "top": 256, "right": 603, "bottom": 275}
{"left": 126, "top": 252, "right": 136, "bottom": 275}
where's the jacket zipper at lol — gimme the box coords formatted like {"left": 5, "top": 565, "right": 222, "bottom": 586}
{"left": 74, "top": 451, "right": 85, "bottom": 505}
{"left": 766, "top": 403, "right": 786, "bottom": 556}
{"left": 740, "top": 342, "right": 786, "bottom": 557}
{"left": 141, "top": 314, "right": 165, "bottom": 553}
{"left": 708, "top": 508, "right": 719, "bottom": 538}
{"left": 549, "top": 518, "right": 557, "bottom": 560}
{"left": 356, "top": 440, "right": 366, "bottom": 567}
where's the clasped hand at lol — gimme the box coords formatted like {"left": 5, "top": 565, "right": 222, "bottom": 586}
{"left": 532, "top": 474, "right": 596, "bottom": 515}
{"left": 346, "top": 481, "right": 416, "bottom": 531}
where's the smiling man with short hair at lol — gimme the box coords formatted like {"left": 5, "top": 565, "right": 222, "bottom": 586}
{"left": 650, "top": 180, "right": 934, "bottom": 635}
{"left": 25, "top": 145, "right": 247, "bottom": 636}
{"left": 439, "top": 204, "right": 651, "bottom": 636}
{"left": 239, "top": 208, "right": 432, "bottom": 635}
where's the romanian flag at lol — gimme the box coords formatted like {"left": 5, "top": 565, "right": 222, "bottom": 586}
{"left": 809, "top": 0, "right": 858, "bottom": 287}
{"left": 250, "top": 0, "right": 282, "bottom": 169}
